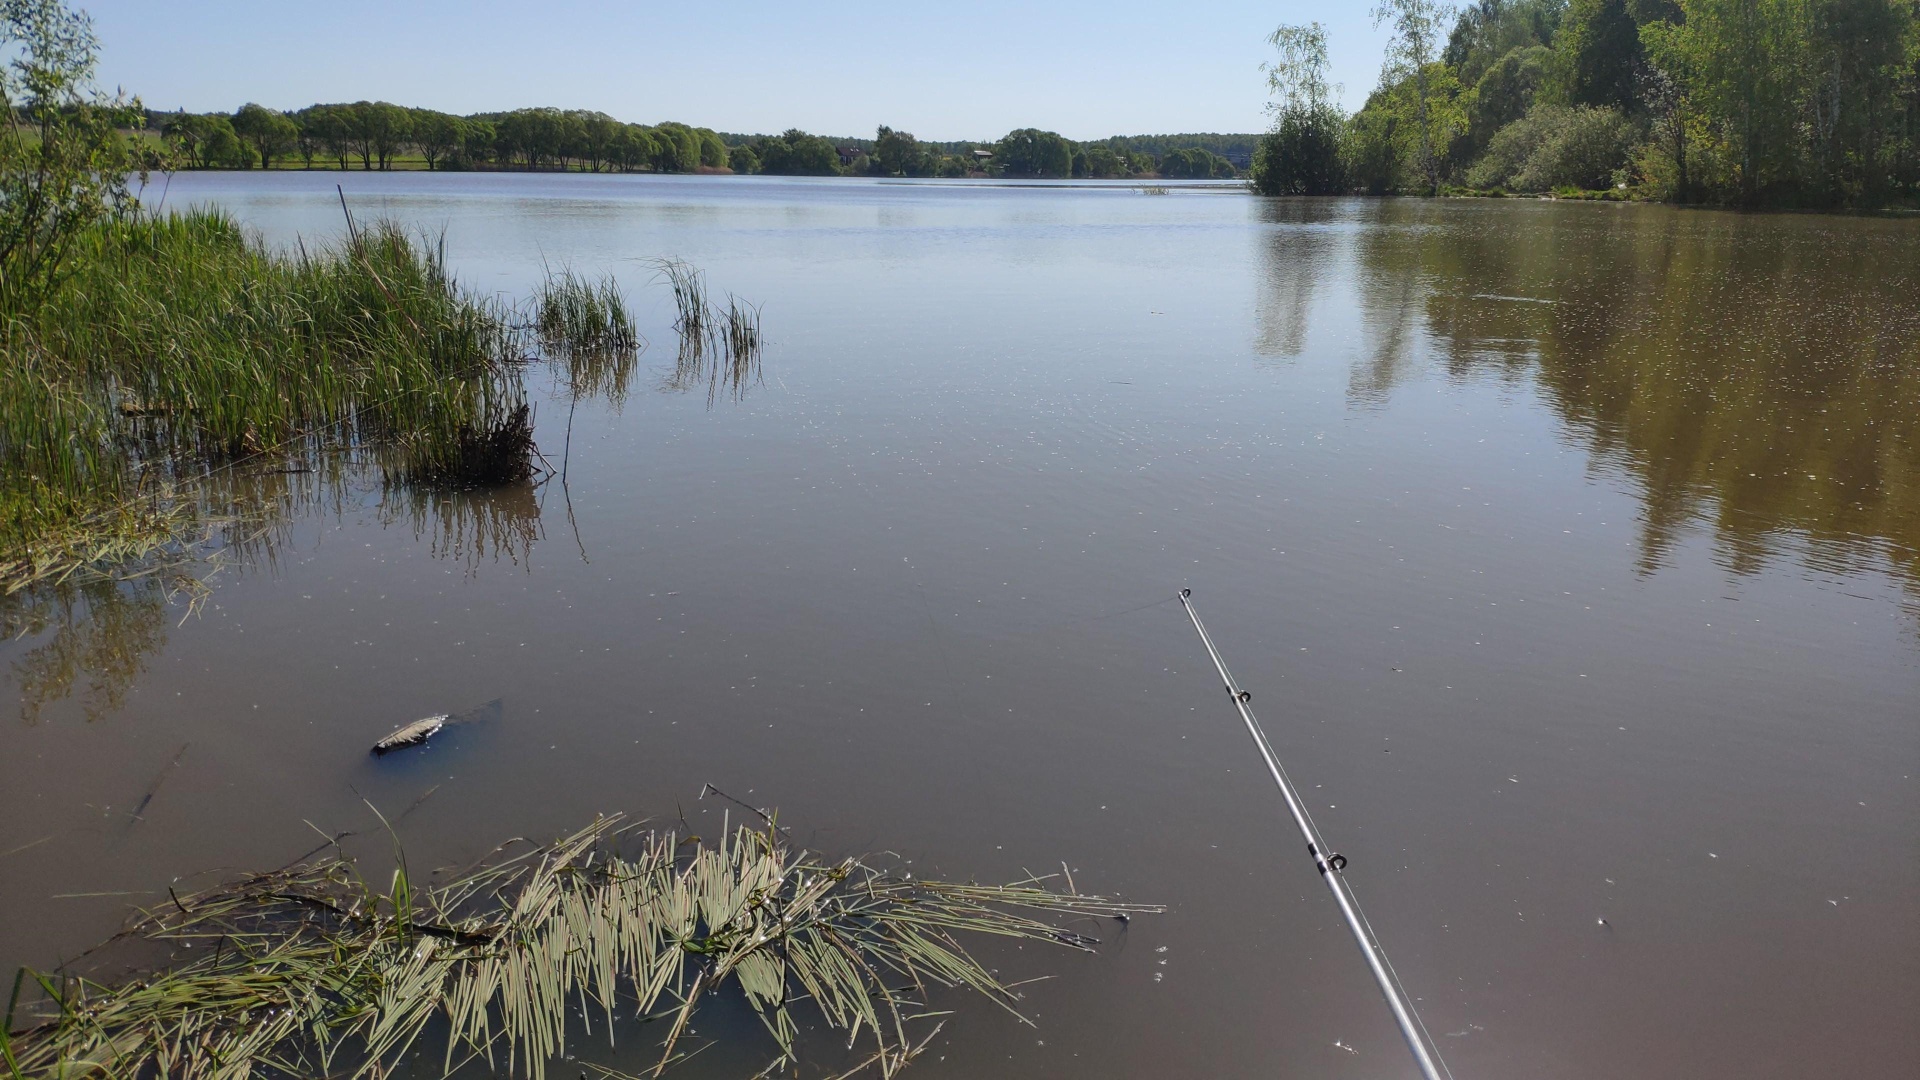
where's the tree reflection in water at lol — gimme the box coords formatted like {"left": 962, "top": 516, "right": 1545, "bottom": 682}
{"left": 1257, "top": 198, "right": 1920, "bottom": 593}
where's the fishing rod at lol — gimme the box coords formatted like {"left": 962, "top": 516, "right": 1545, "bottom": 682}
{"left": 1178, "top": 589, "right": 1452, "bottom": 1080}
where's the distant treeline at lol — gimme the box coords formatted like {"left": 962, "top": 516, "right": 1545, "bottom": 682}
{"left": 1253, "top": 0, "right": 1920, "bottom": 208}
{"left": 150, "top": 105, "right": 731, "bottom": 173}
{"left": 147, "top": 102, "right": 1252, "bottom": 180}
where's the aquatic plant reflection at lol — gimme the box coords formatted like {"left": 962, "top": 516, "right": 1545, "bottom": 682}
{"left": 377, "top": 479, "right": 543, "bottom": 574}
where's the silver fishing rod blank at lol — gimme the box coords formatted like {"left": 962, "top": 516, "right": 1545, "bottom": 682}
{"left": 1179, "top": 589, "right": 1451, "bottom": 1080}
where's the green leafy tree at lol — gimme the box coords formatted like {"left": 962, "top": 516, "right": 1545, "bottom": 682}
{"left": 698, "top": 128, "right": 727, "bottom": 168}
{"left": 652, "top": 122, "right": 700, "bottom": 172}
{"left": 1254, "top": 22, "right": 1348, "bottom": 193}
{"left": 754, "top": 129, "right": 840, "bottom": 175}
{"left": 613, "top": 124, "right": 655, "bottom": 171}
{"left": 459, "top": 118, "right": 496, "bottom": 167}
{"left": 360, "top": 102, "right": 411, "bottom": 170}
{"left": 410, "top": 109, "right": 463, "bottom": 171}
{"left": 1797, "top": 0, "right": 1914, "bottom": 202}
{"left": 550, "top": 110, "right": 587, "bottom": 169}
{"left": 1342, "top": 90, "right": 1407, "bottom": 191}
{"left": 1444, "top": 0, "right": 1565, "bottom": 84}
{"left": 299, "top": 105, "right": 354, "bottom": 169}
{"left": 1255, "top": 108, "right": 1348, "bottom": 193}
{"left": 1636, "top": 21, "right": 1701, "bottom": 199}
{"left": 1558, "top": 0, "right": 1649, "bottom": 111}
{"left": 231, "top": 103, "right": 297, "bottom": 169}
{"left": 293, "top": 113, "right": 319, "bottom": 167}
{"left": 0, "top": 0, "right": 147, "bottom": 307}
{"left": 727, "top": 143, "right": 760, "bottom": 174}
{"left": 874, "top": 125, "right": 921, "bottom": 176}
{"left": 1466, "top": 44, "right": 1553, "bottom": 155}
{"left": 995, "top": 128, "right": 1073, "bottom": 176}
{"left": 1081, "top": 145, "right": 1129, "bottom": 177}
{"left": 1642, "top": 0, "right": 1802, "bottom": 202}
{"left": 1346, "top": 60, "right": 1471, "bottom": 190}
{"left": 1160, "top": 146, "right": 1237, "bottom": 177}
{"left": 495, "top": 108, "right": 568, "bottom": 168}
{"left": 574, "top": 111, "right": 618, "bottom": 171}
{"left": 340, "top": 102, "right": 375, "bottom": 168}
{"left": 165, "top": 113, "right": 249, "bottom": 168}
{"left": 1373, "top": 0, "right": 1459, "bottom": 193}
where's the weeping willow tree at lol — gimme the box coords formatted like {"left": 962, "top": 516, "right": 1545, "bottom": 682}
{"left": 2, "top": 815, "right": 1158, "bottom": 1079}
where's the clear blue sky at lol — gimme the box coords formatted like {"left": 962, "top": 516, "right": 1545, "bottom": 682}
{"left": 83, "top": 1, "right": 1395, "bottom": 140}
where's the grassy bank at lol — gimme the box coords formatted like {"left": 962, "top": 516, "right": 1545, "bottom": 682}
{"left": 0, "top": 209, "right": 540, "bottom": 592}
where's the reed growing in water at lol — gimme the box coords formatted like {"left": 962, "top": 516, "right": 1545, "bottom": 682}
{"left": 0, "top": 209, "right": 531, "bottom": 592}
{"left": 2, "top": 815, "right": 1156, "bottom": 1079}
{"left": 653, "top": 257, "right": 764, "bottom": 407}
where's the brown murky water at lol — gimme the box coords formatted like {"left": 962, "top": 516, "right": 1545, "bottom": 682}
{"left": 3, "top": 176, "right": 1916, "bottom": 1079}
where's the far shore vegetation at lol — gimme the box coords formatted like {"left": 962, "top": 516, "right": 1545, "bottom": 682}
{"left": 154, "top": 101, "right": 1251, "bottom": 180}
{"left": 1250, "top": 1, "right": 1920, "bottom": 209}
{"left": 137, "top": 4, "right": 1920, "bottom": 208}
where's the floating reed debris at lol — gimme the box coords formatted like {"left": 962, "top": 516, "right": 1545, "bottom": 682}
{"left": 3, "top": 815, "right": 1159, "bottom": 1080}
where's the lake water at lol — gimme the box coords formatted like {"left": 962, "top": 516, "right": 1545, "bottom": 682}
{"left": 3, "top": 173, "right": 1916, "bottom": 1079}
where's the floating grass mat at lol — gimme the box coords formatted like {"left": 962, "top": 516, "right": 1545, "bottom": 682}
{"left": 3, "top": 815, "right": 1158, "bottom": 1079}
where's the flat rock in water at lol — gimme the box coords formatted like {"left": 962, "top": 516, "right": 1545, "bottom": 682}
{"left": 372, "top": 714, "right": 447, "bottom": 755}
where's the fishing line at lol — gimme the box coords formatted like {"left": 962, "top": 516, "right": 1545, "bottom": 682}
{"left": 1178, "top": 588, "right": 1453, "bottom": 1080}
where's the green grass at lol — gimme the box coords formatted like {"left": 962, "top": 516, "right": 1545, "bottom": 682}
{"left": 0, "top": 208, "right": 530, "bottom": 591}
{"left": 2, "top": 815, "right": 1157, "bottom": 1079}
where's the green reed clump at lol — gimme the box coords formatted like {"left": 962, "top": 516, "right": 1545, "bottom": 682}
{"left": 3, "top": 815, "right": 1158, "bottom": 1080}
{"left": 535, "top": 266, "right": 639, "bottom": 357}
{"left": 651, "top": 256, "right": 711, "bottom": 348}
{"left": 0, "top": 209, "right": 529, "bottom": 589}
{"left": 652, "top": 258, "right": 764, "bottom": 408}
{"left": 535, "top": 267, "right": 643, "bottom": 405}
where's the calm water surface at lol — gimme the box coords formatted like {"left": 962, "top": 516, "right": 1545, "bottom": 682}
{"left": 4, "top": 174, "right": 1917, "bottom": 1079}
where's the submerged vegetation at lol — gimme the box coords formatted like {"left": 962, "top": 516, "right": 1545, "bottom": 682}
{"left": 2, "top": 815, "right": 1157, "bottom": 1079}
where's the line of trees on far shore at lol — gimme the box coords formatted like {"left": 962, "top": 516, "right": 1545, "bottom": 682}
{"left": 159, "top": 104, "right": 732, "bottom": 174}
{"left": 150, "top": 102, "right": 1249, "bottom": 180}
